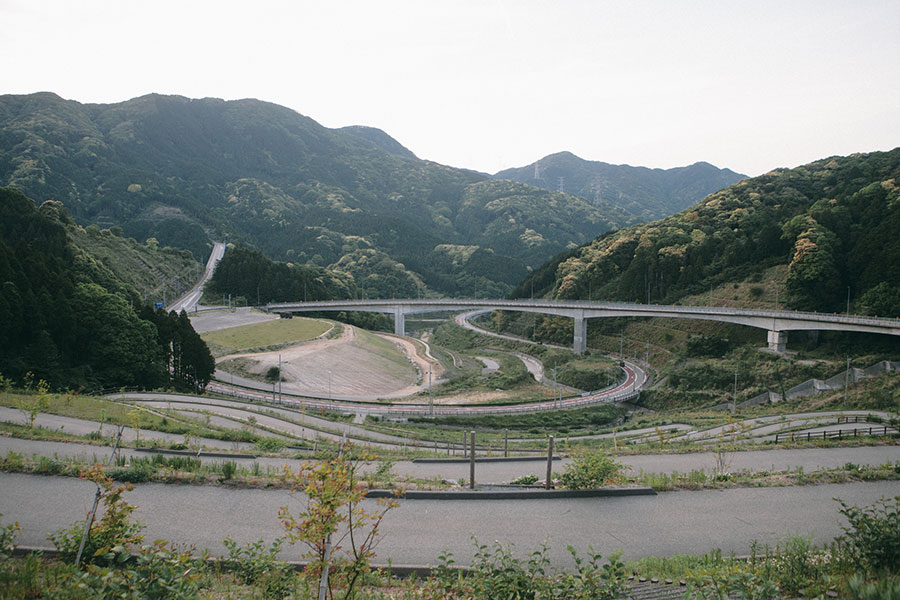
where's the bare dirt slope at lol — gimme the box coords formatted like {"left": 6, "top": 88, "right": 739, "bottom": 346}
{"left": 219, "top": 324, "right": 443, "bottom": 400}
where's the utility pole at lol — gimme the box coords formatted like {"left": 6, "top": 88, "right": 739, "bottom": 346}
{"left": 844, "top": 357, "right": 851, "bottom": 404}
{"left": 428, "top": 367, "right": 434, "bottom": 416}
{"left": 732, "top": 371, "right": 738, "bottom": 414}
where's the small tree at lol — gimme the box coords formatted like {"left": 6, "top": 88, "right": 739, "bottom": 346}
{"left": 17, "top": 373, "right": 49, "bottom": 428}
{"left": 48, "top": 466, "right": 144, "bottom": 564}
{"left": 278, "top": 446, "right": 398, "bottom": 600}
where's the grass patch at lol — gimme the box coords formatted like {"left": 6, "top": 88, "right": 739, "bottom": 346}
{"left": 201, "top": 317, "right": 332, "bottom": 354}
{"left": 355, "top": 329, "right": 419, "bottom": 382}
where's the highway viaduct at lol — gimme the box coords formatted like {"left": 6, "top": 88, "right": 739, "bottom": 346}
{"left": 265, "top": 298, "right": 900, "bottom": 354}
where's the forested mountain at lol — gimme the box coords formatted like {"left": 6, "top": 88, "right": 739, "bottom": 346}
{"left": 495, "top": 151, "right": 745, "bottom": 221}
{"left": 0, "top": 92, "right": 640, "bottom": 297}
{"left": 0, "top": 187, "right": 214, "bottom": 391}
{"left": 514, "top": 149, "right": 900, "bottom": 317}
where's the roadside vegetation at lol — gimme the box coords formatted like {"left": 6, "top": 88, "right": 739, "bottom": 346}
{"left": 1, "top": 448, "right": 897, "bottom": 598}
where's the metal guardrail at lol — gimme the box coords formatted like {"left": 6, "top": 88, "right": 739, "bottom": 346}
{"left": 265, "top": 298, "right": 900, "bottom": 329}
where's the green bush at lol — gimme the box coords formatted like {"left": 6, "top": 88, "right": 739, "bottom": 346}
{"left": 254, "top": 437, "right": 286, "bottom": 453}
{"left": 220, "top": 461, "right": 237, "bottom": 481}
{"left": 836, "top": 495, "right": 900, "bottom": 572}
{"left": 81, "top": 541, "right": 203, "bottom": 599}
{"left": 107, "top": 462, "right": 154, "bottom": 483}
{"left": 558, "top": 449, "right": 623, "bottom": 490}
{"left": 1, "top": 514, "right": 20, "bottom": 560}
{"left": 222, "top": 537, "right": 295, "bottom": 599}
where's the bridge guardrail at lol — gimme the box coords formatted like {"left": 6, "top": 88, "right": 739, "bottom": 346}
{"left": 264, "top": 298, "right": 900, "bottom": 329}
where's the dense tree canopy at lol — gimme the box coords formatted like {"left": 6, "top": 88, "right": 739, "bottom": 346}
{"left": 0, "top": 187, "right": 214, "bottom": 390}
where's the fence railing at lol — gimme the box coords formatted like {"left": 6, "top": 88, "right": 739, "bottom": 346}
{"left": 774, "top": 426, "right": 897, "bottom": 443}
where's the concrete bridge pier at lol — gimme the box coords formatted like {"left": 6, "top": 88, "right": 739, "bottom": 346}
{"left": 573, "top": 315, "right": 587, "bottom": 354}
{"left": 768, "top": 330, "right": 787, "bottom": 353}
{"left": 394, "top": 307, "right": 406, "bottom": 336}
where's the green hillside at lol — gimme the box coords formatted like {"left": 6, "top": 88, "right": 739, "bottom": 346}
{"left": 515, "top": 148, "right": 900, "bottom": 317}
{"left": 494, "top": 151, "right": 746, "bottom": 221}
{"left": 0, "top": 187, "right": 213, "bottom": 390}
{"left": 0, "top": 92, "right": 637, "bottom": 297}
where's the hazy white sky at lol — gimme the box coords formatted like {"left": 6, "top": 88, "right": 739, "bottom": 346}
{"left": 2, "top": 0, "right": 899, "bottom": 176}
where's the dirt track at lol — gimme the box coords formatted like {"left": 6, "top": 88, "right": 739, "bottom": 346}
{"left": 218, "top": 324, "right": 443, "bottom": 400}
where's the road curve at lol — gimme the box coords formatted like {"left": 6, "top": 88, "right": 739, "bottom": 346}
{"left": 3, "top": 472, "right": 897, "bottom": 568}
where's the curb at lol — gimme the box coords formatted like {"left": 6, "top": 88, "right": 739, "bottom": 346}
{"left": 132, "top": 448, "right": 256, "bottom": 460}
{"left": 365, "top": 487, "right": 656, "bottom": 500}
{"left": 412, "top": 456, "right": 560, "bottom": 464}
{"left": 8, "top": 547, "right": 444, "bottom": 578}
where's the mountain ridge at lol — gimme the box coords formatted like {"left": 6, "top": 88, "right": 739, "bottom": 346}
{"left": 494, "top": 150, "right": 745, "bottom": 221}
{"left": 1, "top": 91, "right": 740, "bottom": 298}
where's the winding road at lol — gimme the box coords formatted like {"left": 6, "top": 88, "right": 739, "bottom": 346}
{"left": 3, "top": 472, "right": 897, "bottom": 568}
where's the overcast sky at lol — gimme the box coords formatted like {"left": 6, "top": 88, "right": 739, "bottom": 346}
{"left": 2, "top": 0, "right": 898, "bottom": 177}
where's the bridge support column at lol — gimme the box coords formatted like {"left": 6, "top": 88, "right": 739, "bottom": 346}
{"left": 768, "top": 330, "right": 787, "bottom": 353}
{"left": 573, "top": 316, "right": 587, "bottom": 354}
{"left": 393, "top": 307, "right": 406, "bottom": 336}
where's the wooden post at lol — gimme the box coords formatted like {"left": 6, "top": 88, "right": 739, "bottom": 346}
{"left": 504, "top": 429, "right": 509, "bottom": 458}
{"left": 469, "top": 431, "right": 476, "bottom": 489}
{"left": 545, "top": 436, "right": 554, "bottom": 490}
{"left": 463, "top": 431, "right": 468, "bottom": 458}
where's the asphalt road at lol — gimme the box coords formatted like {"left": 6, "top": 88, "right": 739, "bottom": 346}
{"left": 167, "top": 241, "right": 226, "bottom": 313}
{"left": 3, "top": 472, "right": 897, "bottom": 568}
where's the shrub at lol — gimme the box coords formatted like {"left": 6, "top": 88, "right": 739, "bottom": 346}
{"left": 255, "top": 437, "right": 286, "bottom": 453}
{"left": 836, "top": 495, "right": 900, "bottom": 572}
{"left": 223, "top": 537, "right": 295, "bottom": 599}
{"left": 81, "top": 541, "right": 202, "bottom": 599}
{"left": 558, "top": 448, "right": 623, "bottom": 490}
{"left": 106, "top": 462, "right": 154, "bottom": 483}
{"left": 1, "top": 514, "right": 20, "bottom": 559}
{"left": 220, "top": 460, "right": 237, "bottom": 481}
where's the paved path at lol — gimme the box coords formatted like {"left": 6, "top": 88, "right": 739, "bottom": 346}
{"left": 2, "top": 472, "right": 897, "bottom": 567}
{"left": 2, "top": 432, "right": 896, "bottom": 484}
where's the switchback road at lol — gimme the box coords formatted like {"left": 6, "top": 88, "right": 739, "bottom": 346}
{"left": 2, "top": 472, "right": 897, "bottom": 568}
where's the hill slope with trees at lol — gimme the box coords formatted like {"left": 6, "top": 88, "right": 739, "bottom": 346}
{"left": 0, "top": 187, "right": 213, "bottom": 391}
{"left": 513, "top": 148, "right": 900, "bottom": 317}
{"left": 0, "top": 92, "right": 646, "bottom": 297}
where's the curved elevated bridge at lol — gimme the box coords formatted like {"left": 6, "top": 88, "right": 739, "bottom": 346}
{"left": 265, "top": 299, "right": 900, "bottom": 354}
